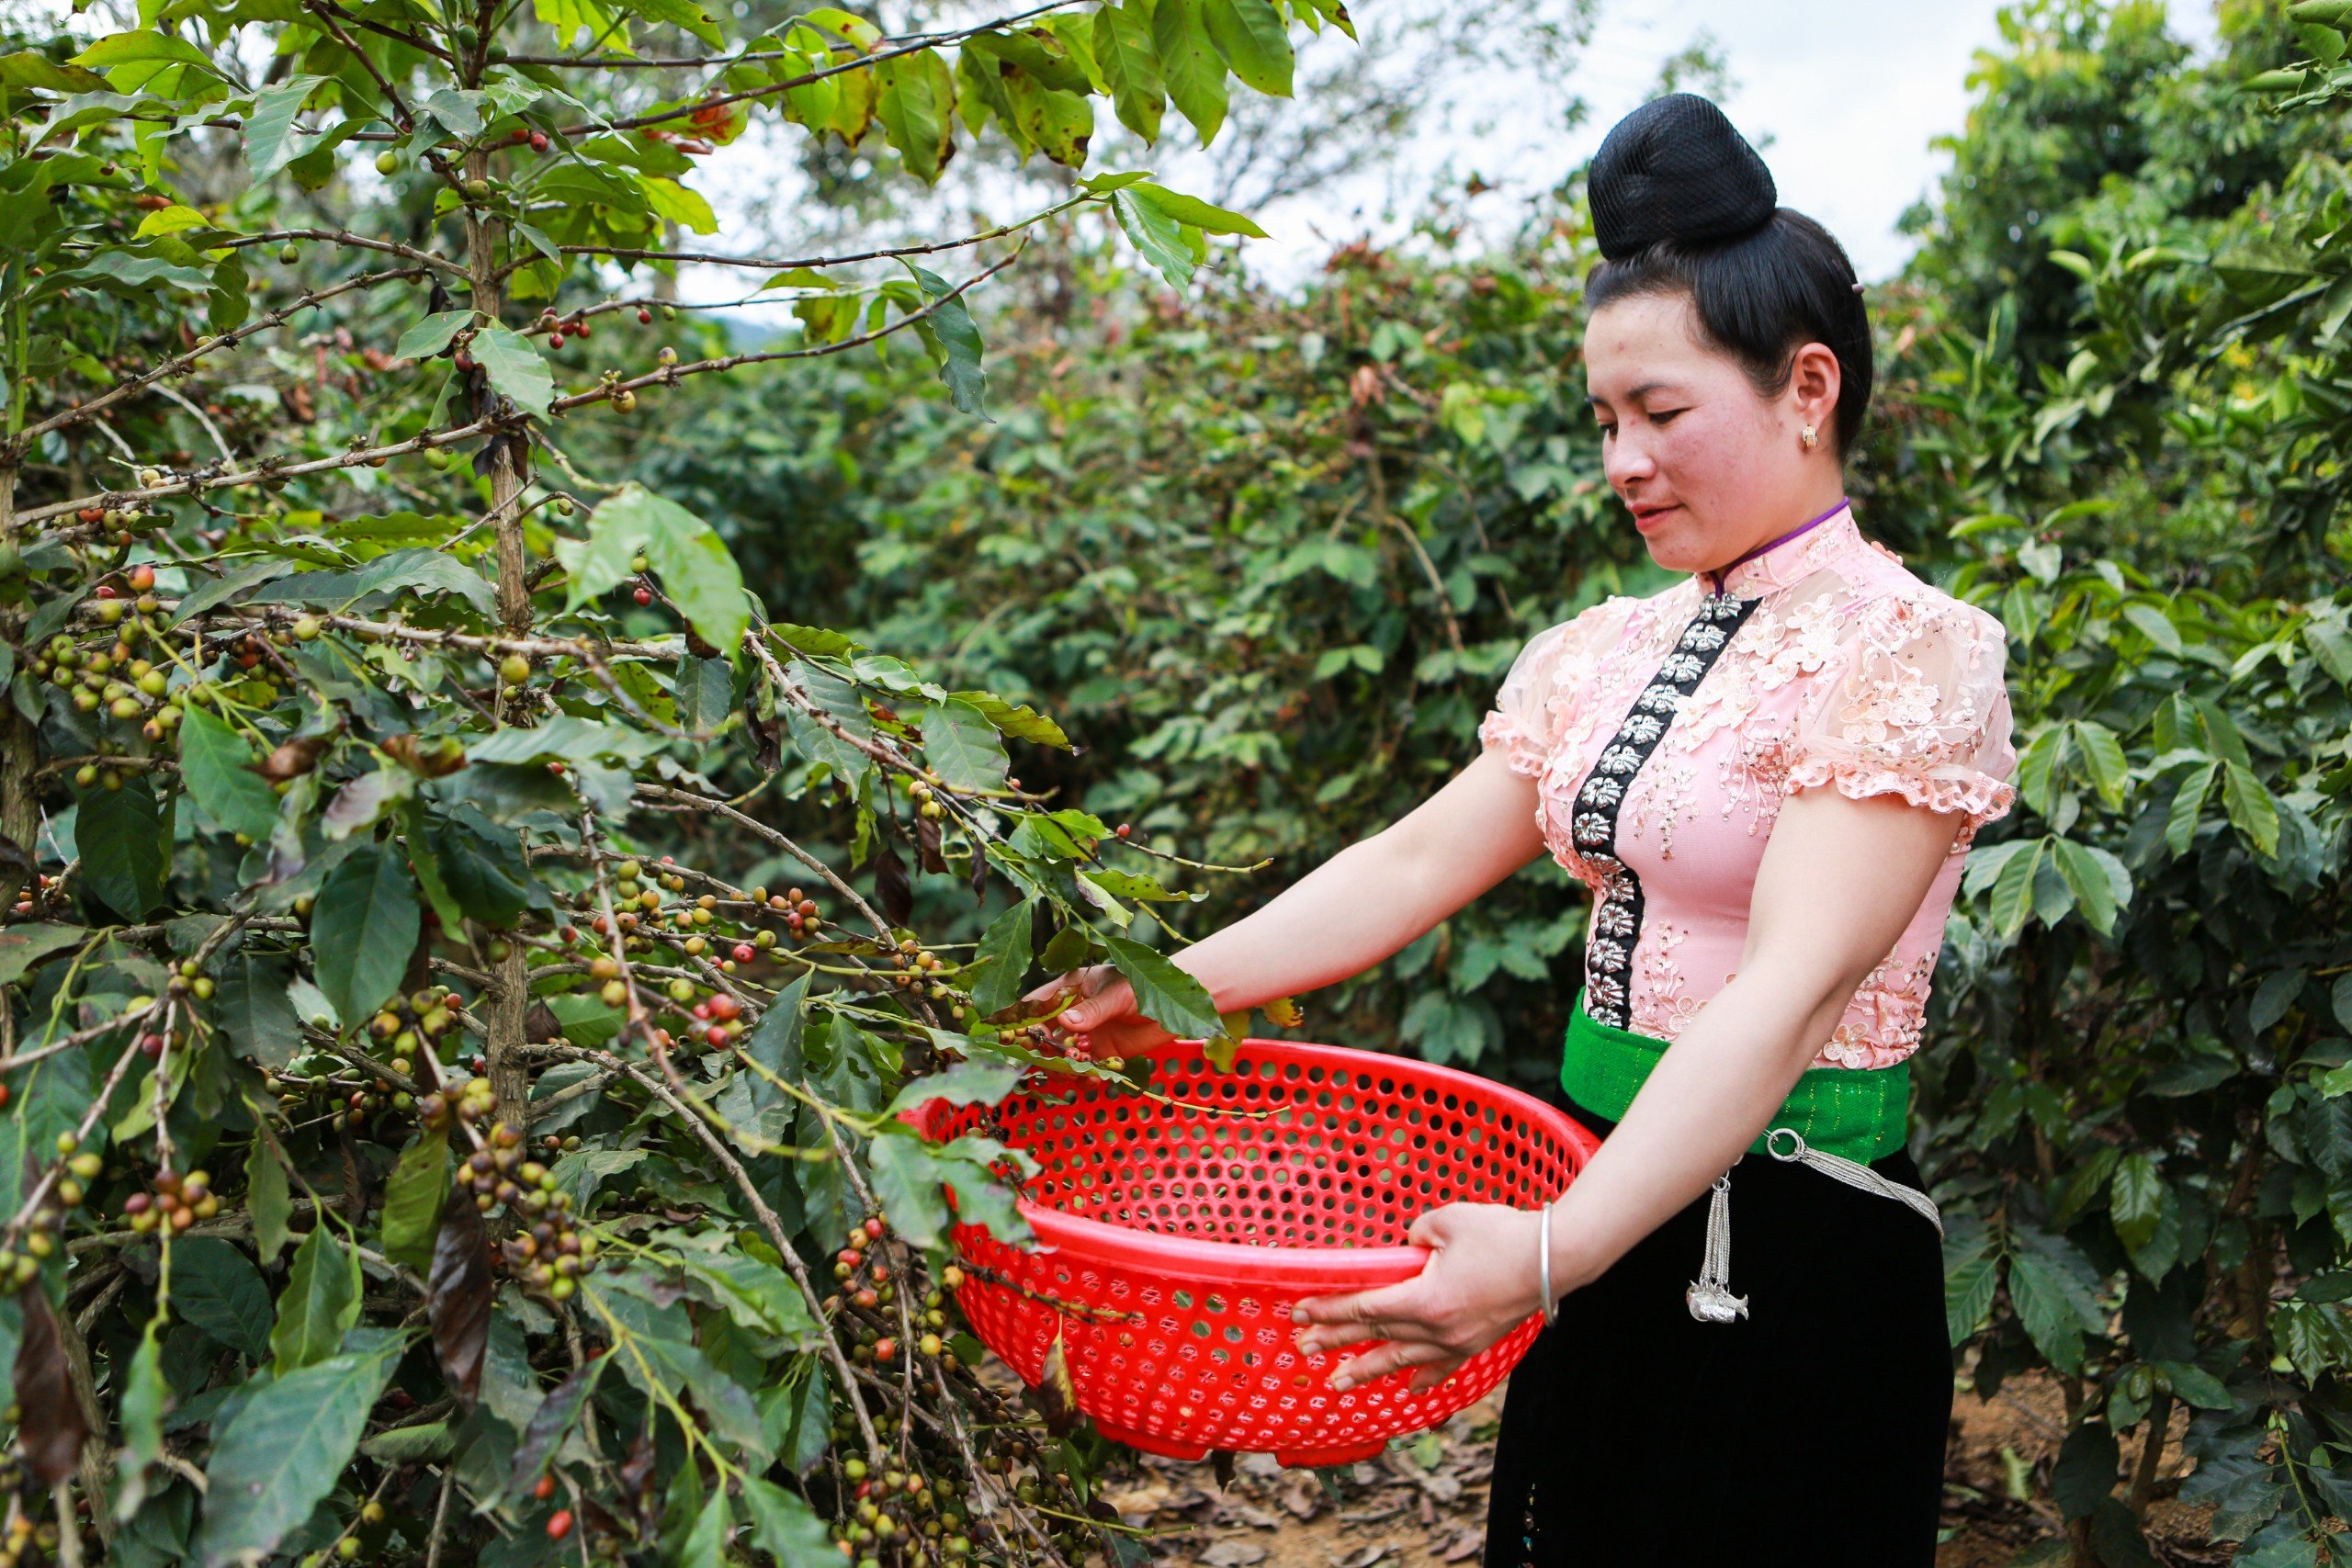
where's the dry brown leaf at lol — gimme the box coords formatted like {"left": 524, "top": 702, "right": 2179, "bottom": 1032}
{"left": 1037, "top": 1319, "right": 1079, "bottom": 1437}
{"left": 427, "top": 1180, "right": 493, "bottom": 1404}
{"left": 1198, "top": 1542, "right": 1267, "bottom": 1568}
{"left": 14, "top": 1289, "right": 86, "bottom": 1484}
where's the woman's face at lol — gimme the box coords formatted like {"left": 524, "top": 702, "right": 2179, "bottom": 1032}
{"left": 1582, "top": 289, "right": 1837, "bottom": 575}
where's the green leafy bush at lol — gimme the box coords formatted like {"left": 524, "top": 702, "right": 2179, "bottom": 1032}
{"left": 0, "top": 0, "right": 1349, "bottom": 1562}
{"left": 656, "top": 6, "right": 2352, "bottom": 1561}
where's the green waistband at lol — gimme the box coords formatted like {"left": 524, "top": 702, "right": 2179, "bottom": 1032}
{"left": 1561, "top": 986, "right": 1910, "bottom": 1165}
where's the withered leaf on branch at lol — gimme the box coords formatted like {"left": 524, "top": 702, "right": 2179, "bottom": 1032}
{"left": 471, "top": 427, "right": 526, "bottom": 484}
{"left": 506, "top": 1360, "right": 601, "bottom": 1499}
{"left": 14, "top": 1288, "right": 88, "bottom": 1484}
{"left": 380, "top": 733, "right": 468, "bottom": 778}
{"left": 617, "top": 1426, "right": 656, "bottom": 1498}
{"left": 258, "top": 734, "right": 330, "bottom": 783}
{"left": 874, "top": 835, "right": 913, "bottom": 928}
{"left": 427, "top": 1181, "right": 493, "bottom": 1405}
{"left": 916, "top": 810, "right": 946, "bottom": 874}
{"left": 747, "top": 704, "right": 781, "bottom": 774}
{"left": 1037, "top": 1319, "right": 1080, "bottom": 1438}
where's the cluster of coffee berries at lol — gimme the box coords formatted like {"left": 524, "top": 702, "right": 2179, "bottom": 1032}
{"left": 824, "top": 1219, "right": 966, "bottom": 1367}
{"left": 32, "top": 583, "right": 187, "bottom": 740}
{"left": 770, "top": 885, "right": 825, "bottom": 938}
{"left": 821, "top": 1391, "right": 1016, "bottom": 1568}
{"left": 680, "top": 984, "right": 745, "bottom": 1051}
{"left": 0, "top": 1138, "right": 107, "bottom": 1288}
{"left": 880, "top": 937, "right": 961, "bottom": 1017}
{"left": 369, "top": 986, "right": 460, "bottom": 1076}
{"left": 828, "top": 1465, "right": 982, "bottom": 1568}
{"left": 67, "top": 499, "right": 158, "bottom": 547}
{"left": 0, "top": 1507, "right": 66, "bottom": 1568}
{"left": 417, "top": 1072, "right": 498, "bottom": 1134}
{"left": 463, "top": 1122, "right": 598, "bottom": 1300}
{"left": 7, "top": 873, "right": 59, "bottom": 919}
{"left": 592, "top": 367, "right": 639, "bottom": 413}
{"left": 119, "top": 1165, "right": 217, "bottom": 1237}
{"left": 537, "top": 306, "right": 594, "bottom": 351}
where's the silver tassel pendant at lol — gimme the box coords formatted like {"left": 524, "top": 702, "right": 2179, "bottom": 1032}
{"left": 1685, "top": 1171, "right": 1748, "bottom": 1324}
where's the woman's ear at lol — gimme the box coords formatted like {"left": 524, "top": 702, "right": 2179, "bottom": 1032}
{"left": 1789, "top": 341, "right": 1841, "bottom": 434}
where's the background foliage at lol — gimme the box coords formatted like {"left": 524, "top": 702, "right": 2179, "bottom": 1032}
{"left": 7, "top": 0, "right": 2352, "bottom": 1564}
{"left": 639, "top": 2, "right": 2352, "bottom": 1562}
{"left": 0, "top": 0, "right": 1363, "bottom": 1563}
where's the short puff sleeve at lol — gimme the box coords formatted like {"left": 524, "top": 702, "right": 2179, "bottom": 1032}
{"left": 1782, "top": 593, "right": 2018, "bottom": 852}
{"left": 1477, "top": 604, "right": 1614, "bottom": 778}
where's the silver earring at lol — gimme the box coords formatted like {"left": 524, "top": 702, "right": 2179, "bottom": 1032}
{"left": 1800, "top": 423, "right": 1819, "bottom": 450}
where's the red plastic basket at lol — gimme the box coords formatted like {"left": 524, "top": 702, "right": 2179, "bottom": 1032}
{"left": 914, "top": 1037, "right": 1601, "bottom": 1468}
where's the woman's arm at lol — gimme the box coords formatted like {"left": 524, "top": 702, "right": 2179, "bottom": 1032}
{"left": 1290, "top": 781, "right": 1970, "bottom": 1392}
{"left": 1029, "top": 748, "right": 1551, "bottom": 1055}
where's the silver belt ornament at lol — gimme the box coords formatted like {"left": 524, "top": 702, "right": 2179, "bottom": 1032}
{"left": 1684, "top": 1126, "right": 1945, "bottom": 1325}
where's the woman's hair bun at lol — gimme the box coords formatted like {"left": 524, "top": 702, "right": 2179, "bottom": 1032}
{"left": 1589, "top": 93, "right": 1777, "bottom": 260}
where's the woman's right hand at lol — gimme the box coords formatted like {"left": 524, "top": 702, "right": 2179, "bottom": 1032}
{"left": 1020, "top": 964, "right": 1177, "bottom": 1059}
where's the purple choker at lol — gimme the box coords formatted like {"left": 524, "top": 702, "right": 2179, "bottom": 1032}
{"left": 1700, "top": 497, "right": 1850, "bottom": 598}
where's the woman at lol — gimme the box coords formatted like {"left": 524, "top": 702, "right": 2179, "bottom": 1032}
{"left": 1028, "top": 93, "right": 2018, "bottom": 1565}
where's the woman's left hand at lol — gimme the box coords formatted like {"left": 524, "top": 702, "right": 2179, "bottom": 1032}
{"left": 1289, "top": 1202, "right": 1547, "bottom": 1394}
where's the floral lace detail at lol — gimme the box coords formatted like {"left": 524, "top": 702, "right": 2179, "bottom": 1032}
{"left": 1477, "top": 598, "right": 1634, "bottom": 783}
{"left": 1476, "top": 505, "right": 2019, "bottom": 1069}
{"left": 1631, "top": 917, "right": 1708, "bottom": 1043}
{"left": 1816, "top": 950, "right": 1939, "bottom": 1069}
{"left": 1476, "top": 708, "right": 1547, "bottom": 778}
{"left": 1777, "top": 592, "right": 2018, "bottom": 856}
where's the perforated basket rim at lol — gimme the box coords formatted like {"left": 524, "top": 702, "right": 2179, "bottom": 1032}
{"left": 910, "top": 1036, "right": 1600, "bottom": 1288}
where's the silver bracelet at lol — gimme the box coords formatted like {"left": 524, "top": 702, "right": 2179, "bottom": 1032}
{"left": 1534, "top": 1199, "right": 1556, "bottom": 1328}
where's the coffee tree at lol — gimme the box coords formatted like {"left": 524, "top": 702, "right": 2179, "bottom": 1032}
{"left": 0, "top": 0, "right": 1345, "bottom": 1561}
{"left": 1862, "top": 7, "right": 2352, "bottom": 1560}
{"left": 641, "top": 5, "right": 2352, "bottom": 1559}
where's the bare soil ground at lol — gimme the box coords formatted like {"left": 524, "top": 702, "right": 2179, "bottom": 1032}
{"left": 1080, "top": 1371, "right": 2230, "bottom": 1568}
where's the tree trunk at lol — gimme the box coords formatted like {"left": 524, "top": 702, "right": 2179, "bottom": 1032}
{"left": 460, "top": 151, "right": 535, "bottom": 1134}
{"left": 0, "top": 461, "right": 38, "bottom": 1058}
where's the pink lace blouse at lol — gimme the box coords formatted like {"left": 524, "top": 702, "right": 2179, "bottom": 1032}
{"left": 1478, "top": 502, "right": 2019, "bottom": 1070}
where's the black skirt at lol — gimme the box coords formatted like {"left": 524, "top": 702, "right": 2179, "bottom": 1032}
{"left": 1482, "top": 1096, "right": 1952, "bottom": 1567}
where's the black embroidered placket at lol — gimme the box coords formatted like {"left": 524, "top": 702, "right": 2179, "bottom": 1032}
{"left": 1568, "top": 590, "right": 1764, "bottom": 1029}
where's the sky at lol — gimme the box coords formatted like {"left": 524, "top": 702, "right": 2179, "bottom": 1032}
{"left": 1230, "top": 0, "right": 2228, "bottom": 288}
{"left": 677, "top": 0, "right": 2231, "bottom": 330}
